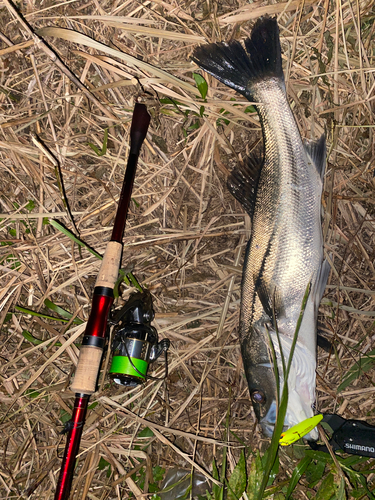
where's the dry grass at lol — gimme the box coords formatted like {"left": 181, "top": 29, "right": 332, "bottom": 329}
{"left": 0, "top": 0, "right": 374, "bottom": 498}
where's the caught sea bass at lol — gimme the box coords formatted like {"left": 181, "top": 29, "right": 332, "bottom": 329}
{"left": 192, "top": 17, "right": 330, "bottom": 440}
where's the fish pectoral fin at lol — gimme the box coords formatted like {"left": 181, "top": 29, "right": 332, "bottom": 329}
{"left": 312, "top": 258, "right": 331, "bottom": 308}
{"left": 227, "top": 151, "right": 263, "bottom": 218}
{"left": 254, "top": 279, "right": 284, "bottom": 325}
{"left": 303, "top": 134, "right": 326, "bottom": 180}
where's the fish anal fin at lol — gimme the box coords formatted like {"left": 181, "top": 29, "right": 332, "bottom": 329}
{"left": 304, "top": 134, "right": 326, "bottom": 180}
{"left": 227, "top": 152, "right": 263, "bottom": 218}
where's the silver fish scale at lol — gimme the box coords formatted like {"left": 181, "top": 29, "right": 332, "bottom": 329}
{"left": 240, "top": 78, "right": 323, "bottom": 352}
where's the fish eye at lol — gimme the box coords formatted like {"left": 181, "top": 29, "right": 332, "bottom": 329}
{"left": 250, "top": 389, "right": 266, "bottom": 404}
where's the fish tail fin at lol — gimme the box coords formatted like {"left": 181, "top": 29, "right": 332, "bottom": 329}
{"left": 192, "top": 16, "right": 284, "bottom": 100}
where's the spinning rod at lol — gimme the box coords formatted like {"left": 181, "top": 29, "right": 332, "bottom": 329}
{"left": 55, "top": 103, "right": 151, "bottom": 500}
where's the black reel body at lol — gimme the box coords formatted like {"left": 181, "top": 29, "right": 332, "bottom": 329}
{"left": 109, "top": 290, "right": 170, "bottom": 386}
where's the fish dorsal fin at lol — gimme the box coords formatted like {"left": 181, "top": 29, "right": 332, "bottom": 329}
{"left": 312, "top": 258, "right": 331, "bottom": 309}
{"left": 304, "top": 134, "right": 326, "bottom": 180}
{"left": 255, "top": 279, "right": 284, "bottom": 325}
{"left": 227, "top": 152, "right": 263, "bottom": 218}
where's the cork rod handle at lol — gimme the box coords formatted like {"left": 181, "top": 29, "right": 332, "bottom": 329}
{"left": 95, "top": 241, "right": 122, "bottom": 289}
{"left": 70, "top": 346, "right": 102, "bottom": 394}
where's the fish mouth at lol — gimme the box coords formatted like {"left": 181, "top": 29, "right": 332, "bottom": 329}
{"left": 259, "top": 400, "right": 277, "bottom": 437}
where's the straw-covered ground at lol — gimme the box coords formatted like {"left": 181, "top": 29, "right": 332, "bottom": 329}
{"left": 0, "top": 0, "right": 374, "bottom": 498}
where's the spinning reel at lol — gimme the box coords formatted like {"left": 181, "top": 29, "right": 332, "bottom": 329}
{"left": 109, "top": 290, "right": 170, "bottom": 387}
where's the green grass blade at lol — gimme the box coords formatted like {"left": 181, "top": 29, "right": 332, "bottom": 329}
{"left": 337, "top": 348, "right": 375, "bottom": 392}
{"left": 316, "top": 472, "right": 335, "bottom": 500}
{"left": 127, "top": 272, "right": 143, "bottom": 292}
{"left": 272, "top": 291, "right": 286, "bottom": 390}
{"left": 257, "top": 283, "right": 311, "bottom": 500}
{"left": 247, "top": 451, "right": 263, "bottom": 500}
{"left": 229, "top": 429, "right": 250, "bottom": 451}
{"left": 22, "top": 330, "right": 63, "bottom": 347}
{"left": 357, "top": 473, "right": 375, "bottom": 500}
{"left": 44, "top": 298, "right": 84, "bottom": 325}
{"left": 88, "top": 128, "right": 108, "bottom": 156}
{"left": 266, "top": 324, "right": 280, "bottom": 405}
{"left": 227, "top": 450, "right": 246, "bottom": 500}
{"left": 15, "top": 305, "right": 70, "bottom": 323}
{"left": 305, "top": 457, "right": 326, "bottom": 487}
{"left": 285, "top": 457, "right": 312, "bottom": 500}
{"left": 50, "top": 219, "right": 102, "bottom": 259}
{"left": 336, "top": 477, "right": 346, "bottom": 500}
{"left": 219, "top": 394, "right": 231, "bottom": 500}
{"left": 261, "top": 449, "right": 279, "bottom": 488}
{"left": 286, "top": 282, "right": 311, "bottom": 375}
{"left": 212, "top": 459, "right": 221, "bottom": 500}
{"left": 22, "top": 330, "right": 46, "bottom": 345}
